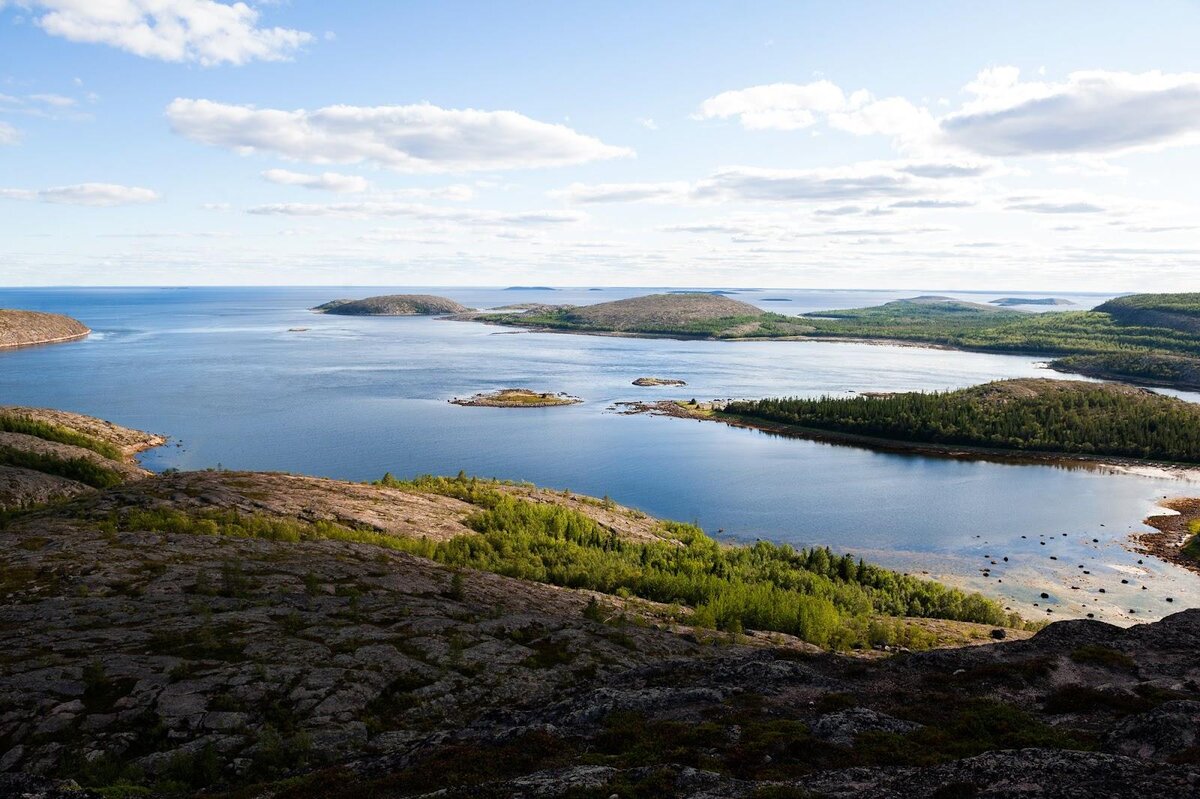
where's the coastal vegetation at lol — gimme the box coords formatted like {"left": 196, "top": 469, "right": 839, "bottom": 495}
{"left": 312, "top": 294, "right": 469, "bottom": 316}
{"left": 0, "top": 412, "right": 124, "bottom": 460}
{"left": 722, "top": 378, "right": 1200, "bottom": 463}
{"left": 376, "top": 473, "right": 1024, "bottom": 646}
{"left": 0, "top": 308, "right": 90, "bottom": 348}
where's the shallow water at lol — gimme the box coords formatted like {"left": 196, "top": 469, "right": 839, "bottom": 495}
{"left": 2, "top": 285, "right": 1197, "bottom": 622}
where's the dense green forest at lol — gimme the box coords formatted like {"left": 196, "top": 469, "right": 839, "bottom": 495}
{"left": 376, "top": 474, "right": 1021, "bottom": 647}
{"left": 723, "top": 379, "right": 1200, "bottom": 463}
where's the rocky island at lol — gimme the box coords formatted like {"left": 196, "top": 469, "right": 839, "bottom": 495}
{"left": 633, "top": 377, "right": 687, "bottom": 386}
{"left": 2, "top": 407, "right": 1200, "bottom": 798}
{"left": 0, "top": 309, "right": 90, "bottom": 349}
{"left": 450, "top": 388, "right": 582, "bottom": 407}
{"left": 312, "top": 294, "right": 470, "bottom": 316}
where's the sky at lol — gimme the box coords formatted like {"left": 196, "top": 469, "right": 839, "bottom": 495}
{"left": 2, "top": 1, "right": 1200, "bottom": 289}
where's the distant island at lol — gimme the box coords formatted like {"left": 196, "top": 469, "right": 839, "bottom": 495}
{"left": 450, "top": 388, "right": 582, "bottom": 407}
{"left": 503, "top": 286, "right": 556, "bottom": 291}
{"left": 312, "top": 294, "right": 470, "bottom": 316}
{"left": 761, "top": 297, "right": 793, "bottom": 302}
{"left": 632, "top": 377, "right": 687, "bottom": 386}
{"left": 471, "top": 292, "right": 813, "bottom": 338}
{"left": 0, "top": 309, "right": 90, "bottom": 349}
{"left": 990, "top": 297, "right": 1075, "bottom": 307}
{"left": 686, "top": 378, "right": 1200, "bottom": 465}
{"left": 667, "top": 289, "right": 740, "bottom": 295}
{"left": 464, "top": 291, "right": 1200, "bottom": 392}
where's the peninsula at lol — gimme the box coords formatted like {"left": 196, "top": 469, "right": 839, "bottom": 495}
{"left": 2, "top": 407, "right": 1198, "bottom": 798}
{"left": 469, "top": 291, "right": 1200, "bottom": 392}
{"left": 312, "top": 294, "right": 470, "bottom": 316}
{"left": 719, "top": 378, "right": 1200, "bottom": 465}
{"left": 0, "top": 309, "right": 90, "bottom": 349}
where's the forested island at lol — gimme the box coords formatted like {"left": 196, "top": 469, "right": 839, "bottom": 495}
{"left": 471, "top": 292, "right": 1200, "bottom": 391}
{"left": 312, "top": 294, "right": 469, "bottom": 315}
{"left": 721, "top": 378, "right": 1200, "bottom": 464}
{"left": 0, "top": 309, "right": 90, "bottom": 349}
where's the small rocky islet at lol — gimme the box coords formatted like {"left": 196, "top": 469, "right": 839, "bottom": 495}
{"left": 449, "top": 388, "right": 583, "bottom": 407}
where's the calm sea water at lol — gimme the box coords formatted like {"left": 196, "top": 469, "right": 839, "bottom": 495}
{"left": 3, "top": 286, "right": 1197, "bottom": 622}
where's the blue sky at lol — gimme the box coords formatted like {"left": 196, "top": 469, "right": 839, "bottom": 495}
{"left": 2, "top": 1, "right": 1200, "bottom": 288}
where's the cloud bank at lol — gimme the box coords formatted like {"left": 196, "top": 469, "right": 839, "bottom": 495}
{"left": 167, "top": 99, "right": 633, "bottom": 173}
{"left": 14, "top": 0, "right": 313, "bottom": 66}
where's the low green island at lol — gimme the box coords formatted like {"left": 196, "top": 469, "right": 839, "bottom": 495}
{"left": 312, "top": 294, "right": 469, "bottom": 316}
{"left": 471, "top": 292, "right": 1200, "bottom": 391}
{"left": 719, "top": 378, "right": 1200, "bottom": 464}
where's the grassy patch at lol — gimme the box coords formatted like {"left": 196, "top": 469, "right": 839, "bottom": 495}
{"left": 0, "top": 413, "right": 124, "bottom": 460}
{"left": 0, "top": 445, "right": 124, "bottom": 488}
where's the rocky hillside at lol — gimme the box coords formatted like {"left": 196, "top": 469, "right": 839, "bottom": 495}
{"left": 312, "top": 295, "right": 470, "bottom": 316}
{"left": 2, "top": 410, "right": 1199, "bottom": 798}
{"left": 0, "top": 309, "right": 90, "bottom": 349}
{"left": 0, "top": 406, "right": 163, "bottom": 509}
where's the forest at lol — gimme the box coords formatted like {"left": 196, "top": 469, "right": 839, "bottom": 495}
{"left": 723, "top": 379, "right": 1200, "bottom": 463}
{"left": 376, "top": 473, "right": 1023, "bottom": 648}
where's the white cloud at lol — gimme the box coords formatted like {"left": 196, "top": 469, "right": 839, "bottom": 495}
{"left": 890, "top": 199, "right": 975, "bottom": 209}
{"left": 551, "top": 181, "right": 691, "bottom": 204}
{"left": 27, "top": 93, "right": 75, "bottom": 107}
{"left": 637, "top": 117, "right": 658, "bottom": 130}
{"left": 698, "top": 68, "right": 1200, "bottom": 160}
{"left": 246, "top": 201, "right": 585, "bottom": 227}
{"left": 0, "top": 182, "right": 160, "bottom": 206}
{"left": 15, "top": 0, "right": 313, "bottom": 66}
{"left": 941, "top": 68, "right": 1200, "bottom": 156}
{"left": 167, "top": 98, "right": 633, "bottom": 173}
{"left": 1005, "top": 198, "right": 1106, "bottom": 214}
{"left": 261, "top": 168, "right": 369, "bottom": 193}
{"left": 0, "top": 121, "right": 19, "bottom": 144}
{"left": 553, "top": 160, "right": 990, "bottom": 207}
{"left": 696, "top": 80, "right": 937, "bottom": 149}
{"left": 697, "top": 81, "right": 848, "bottom": 130}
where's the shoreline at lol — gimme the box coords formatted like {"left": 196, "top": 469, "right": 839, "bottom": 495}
{"left": 0, "top": 329, "right": 90, "bottom": 350}
{"left": 618, "top": 399, "right": 1200, "bottom": 480}
{"left": 1137, "top": 498, "right": 1200, "bottom": 577}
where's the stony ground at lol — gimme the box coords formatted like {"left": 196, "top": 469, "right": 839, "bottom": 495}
{"left": 0, "top": 311, "right": 90, "bottom": 349}
{"left": 2, "top": 410, "right": 1199, "bottom": 798}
